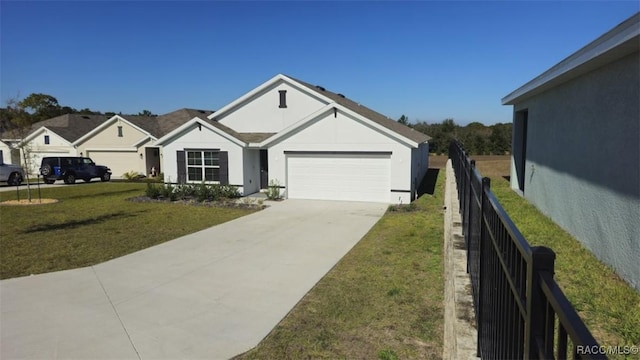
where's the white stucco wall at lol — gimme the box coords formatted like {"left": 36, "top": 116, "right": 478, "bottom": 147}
{"left": 0, "top": 141, "right": 12, "bottom": 164}
{"left": 23, "top": 129, "right": 75, "bottom": 174}
{"left": 216, "top": 80, "right": 328, "bottom": 133}
{"left": 411, "top": 142, "right": 430, "bottom": 199}
{"left": 160, "top": 124, "right": 246, "bottom": 192}
{"left": 267, "top": 109, "right": 416, "bottom": 204}
{"left": 509, "top": 52, "right": 640, "bottom": 291}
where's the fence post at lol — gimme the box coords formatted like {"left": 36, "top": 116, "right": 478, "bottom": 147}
{"left": 476, "top": 177, "right": 490, "bottom": 357}
{"left": 524, "top": 246, "right": 556, "bottom": 359}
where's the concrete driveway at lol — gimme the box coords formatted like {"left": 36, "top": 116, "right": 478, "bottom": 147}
{"left": 0, "top": 199, "right": 387, "bottom": 359}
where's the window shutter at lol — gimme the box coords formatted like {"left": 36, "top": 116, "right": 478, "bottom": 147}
{"left": 219, "top": 151, "right": 229, "bottom": 185}
{"left": 176, "top": 150, "right": 186, "bottom": 184}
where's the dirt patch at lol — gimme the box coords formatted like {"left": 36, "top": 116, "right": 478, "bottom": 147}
{"left": 1, "top": 199, "right": 59, "bottom": 206}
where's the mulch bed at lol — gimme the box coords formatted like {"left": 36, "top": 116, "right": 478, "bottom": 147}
{"left": 1, "top": 199, "right": 59, "bottom": 206}
{"left": 126, "top": 196, "right": 266, "bottom": 210}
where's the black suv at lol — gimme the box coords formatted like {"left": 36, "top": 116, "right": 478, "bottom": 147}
{"left": 40, "top": 157, "right": 112, "bottom": 184}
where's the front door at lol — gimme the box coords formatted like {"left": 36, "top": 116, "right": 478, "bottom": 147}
{"left": 260, "top": 149, "right": 269, "bottom": 189}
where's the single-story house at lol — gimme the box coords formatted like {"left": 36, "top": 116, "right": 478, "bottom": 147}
{"left": 156, "top": 74, "right": 430, "bottom": 204}
{"left": 12, "top": 114, "right": 108, "bottom": 174}
{"left": 75, "top": 109, "right": 213, "bottom": 178}
{"left": 0, "top": 139, "right": 17, "bottom": 164}
{"left": 502, "top": 12, "right": 639, "bottom": 291}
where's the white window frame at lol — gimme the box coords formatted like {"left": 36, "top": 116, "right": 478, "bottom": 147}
{"left": 186, "top": 150, "right": 221, "bottom": 183}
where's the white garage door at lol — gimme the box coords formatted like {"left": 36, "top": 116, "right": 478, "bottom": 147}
{"left": 87, "top": 151, "right": 138, "bottom": 178}
{"left": 287, "top": 152, "right": 390, "bottom": 203}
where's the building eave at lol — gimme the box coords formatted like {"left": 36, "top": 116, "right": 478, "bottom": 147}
{"left": 502, "top": 12, "right": 640, "bottom": 105}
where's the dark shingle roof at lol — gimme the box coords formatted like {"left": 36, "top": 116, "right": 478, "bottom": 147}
{"left": 287, "top": 76, "right": 431, "bottom": 143}
{"left": 117, "top": 108, "right": 216, "bottom": 139}
{"left": 24, "top": 114, "right": 109, "bottom": 143}
{"left": 201, "top": 118, "right": 275, "bottom": 143}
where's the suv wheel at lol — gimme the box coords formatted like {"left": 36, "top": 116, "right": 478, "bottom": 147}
{"left": 8, "top": 173, "right": 22, "bottom": 186}
{"left": 41, "top": 164, "right": 52, "bottom": 176}
{"left": 101, "top": 173, "right": 111, "bottom": 182}
{"left": 64, "top": 173, "right": 76, "bottom": 184}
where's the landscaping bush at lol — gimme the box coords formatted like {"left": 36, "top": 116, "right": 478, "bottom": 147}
{"left": 161, "top": 182, "right": 177, "bottom": 201}
{"left": 166, "top": 183, "right": 242, "bottom": 202}
{"left": 266, "top": 179, "right": 282, "bottom": 200}
{"left": 123, "top": 170, "right": 141, "bottom": 181}
{"left": 145, "top": 182, "right": 161, "bottom": 199}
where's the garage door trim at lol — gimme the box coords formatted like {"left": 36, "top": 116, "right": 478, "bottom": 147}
{"left": 284, "top": 151, "right": 392, "bottom": 156}
{"left": 286, "top": 151, "right": 391, "bottom": 203}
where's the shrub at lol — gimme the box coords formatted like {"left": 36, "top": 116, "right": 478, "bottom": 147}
{"left": 145, "top": 182, "right": 161, "bottom": 199}
{"left": 266, "top": 179, "right": 282, "bottom": 200}
{"left": 146, "top": 182, "right": 241, "bottom": 202}
{"left": 123, "top": 170, "right": 141, "bottom": 181}
{"left": 161, "top": 183, "right": 177, "bottom": 201}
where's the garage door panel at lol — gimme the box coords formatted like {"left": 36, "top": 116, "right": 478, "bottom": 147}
{"left": 87, "top": 151, "right": 137, "bottom": 178}
{"left": 287, "top": 153, "right": 390, "bottom": 203}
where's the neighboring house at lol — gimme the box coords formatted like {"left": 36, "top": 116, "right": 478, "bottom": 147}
{"left": 74, "top": 108, "right": 212, "bottom": 178}
{"left": 10, "top": 114, "right": 109, "bottom": 174}
{"left": 74, "top": 114, "right": 158, "bottom": 178}
{"left": 0, "top": 140, "right": 15, "bottom": 164}
{"left": 157, "top": 74, "right": 430, "bottom": 203}
{"left": 502, "top": 12, "right": 640, "bottom": 291}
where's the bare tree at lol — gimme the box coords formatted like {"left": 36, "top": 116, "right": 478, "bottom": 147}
{"left": 4, "top": 97, "right": 35, "bottom": 201}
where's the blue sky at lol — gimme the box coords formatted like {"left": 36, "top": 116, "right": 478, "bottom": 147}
{"left": 1, "top": 1, "right": 637, "bottom": 125}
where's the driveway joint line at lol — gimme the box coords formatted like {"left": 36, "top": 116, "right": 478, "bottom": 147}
{"left": 91, "top": 266, "right": 142, "bottom": 360}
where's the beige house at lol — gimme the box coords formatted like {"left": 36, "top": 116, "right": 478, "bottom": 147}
{"left": 75, "top": 109, "right": 213, "bottom": 178}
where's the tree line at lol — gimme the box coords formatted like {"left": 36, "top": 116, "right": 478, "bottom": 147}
{"left": 0, "top": 93, "right": 156, "bottom": 133}
{"left": 398, "top": 115, "right": 512, "bottom": 155}
{"left": 1, "top": 93, "right": 510, "bottom": 155}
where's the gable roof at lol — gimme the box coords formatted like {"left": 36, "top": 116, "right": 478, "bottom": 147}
{"left": 151, "top": 108, "right": 215, "bottom": 138}
{"left": 209, "top": 74, "right": 430, "bottom": 144}
{"left": 503, "top": 12, "right": 640, "bottom": 105}
{"left": 286, "top": 75, "right": 430, "bottom": 143}
{"left": 74, "top": 108, "right": 218, "bottom": 146}
{"left": 13, "top": 114, "right": 110, "bottom": 143}
{"left": 154, "top": 114, "right": 275, "bottom": 147}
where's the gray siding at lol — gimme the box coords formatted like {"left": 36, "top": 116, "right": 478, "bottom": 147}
{"left": 511, "top": 52, "right": 640, "bottom": 291}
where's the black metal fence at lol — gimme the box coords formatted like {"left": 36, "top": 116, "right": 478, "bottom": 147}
{"left": 449, "top": 140, "right": 605, "bottom": 360}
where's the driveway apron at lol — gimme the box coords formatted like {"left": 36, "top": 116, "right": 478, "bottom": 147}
{"left": 1, "top": 199, "right": 387, "bottom": 359}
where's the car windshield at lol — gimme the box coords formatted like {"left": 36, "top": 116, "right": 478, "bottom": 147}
{"left": 82, "top": 158, "right": 94, "bottom": 165}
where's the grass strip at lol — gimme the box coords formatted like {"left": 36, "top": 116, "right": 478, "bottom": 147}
{"left": 472, "top": 156, "right": 640, "bottom": 357}
{"left": 236, "top": 171, "right": 445, "bottom": 359}
{"left": 0, "top": 183, "right": 254, "bottom": 279}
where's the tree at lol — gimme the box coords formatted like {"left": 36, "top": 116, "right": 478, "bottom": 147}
{"left": 4, "top": 97, "right": 36, "bottom": 201}
{"left": 138, "top": 110, "right": 156, "bottom": 117}
{"left": 18, "top": 93, "right": 63, "bottom": 123}
{"left": 397, "top": 114, "right": 409, "bottom": 126}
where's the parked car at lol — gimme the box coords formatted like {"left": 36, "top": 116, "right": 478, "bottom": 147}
{"left": 0, "top": 160, "right": 24, "bottom": 186}
{"left": 40, "top": 157, "right": 111, "bottom": 184}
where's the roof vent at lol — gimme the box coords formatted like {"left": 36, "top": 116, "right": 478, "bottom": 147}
{"left": 198, "top": 110, "right": 206, "bottom": 113}
{"left": 337, "top": 93, "right": 345, "bottom": 98}
{"left": 315, "top": 85, "right": 325, "bottom": 91}
{"left": 82, "top": 116, "right": 90, "bottom": 119}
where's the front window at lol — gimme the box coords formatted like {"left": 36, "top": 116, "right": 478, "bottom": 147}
{"left": 187, "top": 150, "right": 220, "bottom": 182}
{"left": 44, "top": 135, "right": 50, "bottom": 144}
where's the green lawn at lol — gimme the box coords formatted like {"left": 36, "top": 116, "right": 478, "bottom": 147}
{"left": 236, "top": 170, "right": 445, "bottom": 359}
{"left": 470, "top": 156, "right": 640, "bottom": 358}
{"left": 0, "top": 182, "right": 255, "bottom": 279}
